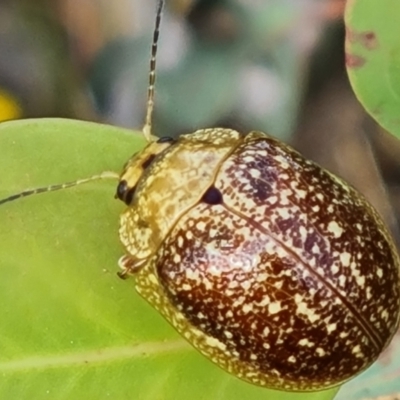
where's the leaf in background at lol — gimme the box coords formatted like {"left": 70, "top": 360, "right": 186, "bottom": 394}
{"left": 0, "top": 118, "right": 338, "bottom": 399}
{"left": 345, "top": 0, "right": 400, "bottom": 138}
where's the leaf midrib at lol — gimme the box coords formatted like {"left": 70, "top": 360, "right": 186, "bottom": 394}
{"left": 0, "top": 339, "right": 190, "bottom": 372}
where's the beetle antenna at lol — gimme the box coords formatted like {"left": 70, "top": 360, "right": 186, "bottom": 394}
{"left": 0, "top": 171, "right": 119, "bottom": 206}
{"left": 142, "top": 0, "right": 164, "bottom": 142}
{"left": 1, "top": 2, "right": 165, "bottom": 206}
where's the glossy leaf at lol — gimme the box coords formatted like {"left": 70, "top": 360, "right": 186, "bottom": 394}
{"left": 0, "top": 118, "right": 338, "bottom": 399}
{"left": 345, "top": 0, "right": 400, "bottom": 138}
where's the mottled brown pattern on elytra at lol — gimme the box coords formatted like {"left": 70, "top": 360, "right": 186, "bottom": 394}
{"left": 120, "top": 129, "right": 400, "bottom": 391}
{"left": 217, "top": 134, "right": 399, "bottom": 348}
{"left": 155, "top": 202, "right": 375, "bottom": 390}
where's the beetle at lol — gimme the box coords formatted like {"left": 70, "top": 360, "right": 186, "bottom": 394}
{"left": 1, "top": 0, "right": 400, "bottom": 392}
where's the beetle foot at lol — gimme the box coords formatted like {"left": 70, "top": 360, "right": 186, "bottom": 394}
{"left": 117, "top": 255, "right": 148, "bottom": 279}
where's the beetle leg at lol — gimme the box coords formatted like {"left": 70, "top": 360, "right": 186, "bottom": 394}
{"left": 117, "top": 255, "right": 149, "bottom": 279}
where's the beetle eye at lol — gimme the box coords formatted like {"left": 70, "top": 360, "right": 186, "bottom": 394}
{"left": 116, "top": 180, "right": 128, "bottom": 201}
{"left": 115, "top": 180, "right": 137, "bottom": 206}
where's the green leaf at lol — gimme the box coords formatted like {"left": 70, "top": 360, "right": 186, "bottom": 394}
{"left": 0, "top": 118, "right": 338, "bottom": 399}
{"left": 345, "top": 0, "right": 400, "bottom": 138}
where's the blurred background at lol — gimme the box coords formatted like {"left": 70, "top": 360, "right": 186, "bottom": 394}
{"left": 1, "top": 0, "right": 399, "bottom": 398}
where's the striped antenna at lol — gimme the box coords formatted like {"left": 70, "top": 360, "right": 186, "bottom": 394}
{"left": 0, "top": 171, "right": 119, "bottom": 206}
{"left": 142, "top": 0, "right": 164, "bottom": 141}
{"left": 0, "top": 2, "right": 165, "bottom": 205}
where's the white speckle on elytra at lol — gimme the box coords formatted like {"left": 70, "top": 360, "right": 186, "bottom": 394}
{"left": 228, "top": 280, "right": 239, "bottom": 289}
{"left": 352, "top": 345, "right": 361, "bottom": 355}
{"left": 196, "top": 221, "right": 206, "bottom": 230}
{"left": 296, "top": 189, "right": 307, "bottom": 199}
{"left": 312, "top": 243, "right": 320, "bottom": 254}
{"left": 209, "top": 228, "right": 217, "bottom": 238}
{"left": 280, "top": 189, "right": 292, "bottom": 205}
{"left": 331, "top": 264, "right": 339, "bottom": 274}
{"left": 298, "top": 338, "right": 315, "bottom": 347}
{"left": 224, "top": 331, "right": 233, "bottom": 339}
{"left": 242, "top": 304, "right": 253, "bottom": 314}
{"left": 338, "top": 275, "right": 346, "bottom": 287}
{"left": 205, "top": 336, "right": 227, "bottom": 351}
{"left": 256, "top": 272, "right": 268, "bottom": 283}
{"left": 278, "top": 208, "right": 290, "bottom": 218}
{"left": 326, "top": 323, "right": 337, "bottom": 334}
{"left": 233, "top": 296, "right": 246, "bottom": 307}
{"left": 185, "top": 268, "right": 199, "bottom": 280}
{"left": 288, "top": 356, "right": 296, "bottom": 363}
{"left": 258, "top": 296, "right": 270, "bottom": 307}
{"left": 327, "top": 221, "right": 343, "bottom": 238}
{"left": 263, "top": 326, "right": 270, "bottom": 336}
{"left": 268, "top": 196, "right": 278, "bottom": 205}
{"left": 316, "top": 348, "right": 326, "bottom": 357}
{"left": 177, "top": 236, "right": 184, "bottom": 247}
{"left": 340, "top": 252, "right": 351, "bottom": 266}
{"left": 356, "top": 275, "right": 365, "bottom": 287}
{"left": 268, "top": 302, "right": 281, "bottom": 314}
{"left": 296, "top": 300, "right": 320, "bottom": 323}
{"left": 241, "top": 281, "right": 251, "bottom": 290}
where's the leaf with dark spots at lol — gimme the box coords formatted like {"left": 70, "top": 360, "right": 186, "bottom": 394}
{"left": 346, "top": 28, "right": 379, "bottom": 50}
{"left": 346, "top": 0, "right": 400, "bottom": 138}
{"left": 345, "top": 53, "right": 366, "bottom": 68}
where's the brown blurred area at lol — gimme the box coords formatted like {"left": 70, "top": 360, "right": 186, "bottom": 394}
{"left": 1, "top": 0, "right": 399, "bottom": 247}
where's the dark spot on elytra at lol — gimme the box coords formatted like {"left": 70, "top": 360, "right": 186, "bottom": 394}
{"left": 304, "top": 233, "right": 317, "bottom": 253}
{"left": 157, "top": 136, "right": 175, "bottom": 143}
{"left": 142, "top": 154, "right": 157, "bottom": 170}
{"left": 202, "top": 186, "right": 223, "bottom": 205}
{"left": 345, "top": 53, "right": 366, "bottom": 68}
{"left": 252, "top": 179, "right": 272, "bottom": 201}
{"left": 276, "top": 218, "right": 294, "bottom": 233}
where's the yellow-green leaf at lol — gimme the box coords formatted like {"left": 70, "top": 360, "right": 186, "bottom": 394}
{"left": 345, "top": 0, "right": 400, "bottom": 138}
